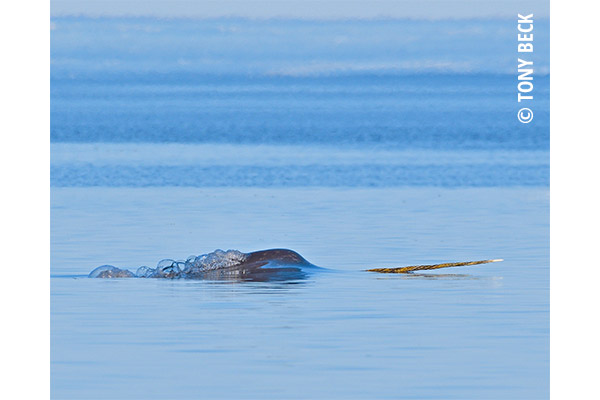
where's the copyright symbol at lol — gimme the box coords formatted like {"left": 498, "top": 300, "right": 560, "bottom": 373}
{"left": 518, "top": 108, "right": 533, "bottom": 123}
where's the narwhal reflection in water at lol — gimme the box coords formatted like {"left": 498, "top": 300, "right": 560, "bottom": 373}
{"left": 88, "top": 248, "right": 503, "bottom": 282}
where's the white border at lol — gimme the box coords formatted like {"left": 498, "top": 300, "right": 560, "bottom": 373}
{"left": 551, "top": 0, "right": 600, "bottom": 399}
{"left": 0, "top": 0, "right": 50, "bottom": 399}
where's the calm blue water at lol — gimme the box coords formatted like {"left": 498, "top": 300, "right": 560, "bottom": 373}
{"left": 51, "top": 18, "right": 549, "bottom": 399}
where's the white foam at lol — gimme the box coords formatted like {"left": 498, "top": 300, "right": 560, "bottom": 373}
{"left": 90, "top": 249, "right": 249, "bottom": 279}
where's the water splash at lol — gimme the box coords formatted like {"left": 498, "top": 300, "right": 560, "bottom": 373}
{"left": 89, "top": 249, "right": 248, "bottom": 279}
{"left": 135, "top": 266, "right": 154, "bottom": 278}
{"left": 88, "top": 265, "right": 135, "bottom": 278}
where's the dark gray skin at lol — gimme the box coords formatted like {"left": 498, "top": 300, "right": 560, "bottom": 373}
{"left": 243, "top": 249, "right": 311, "bottom": 267}
{"left": 195, "top": 249, "right": 324, "bottom": 282}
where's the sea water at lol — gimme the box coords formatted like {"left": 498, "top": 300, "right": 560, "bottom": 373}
{"left": 51, "top": 18, "right": 549, "bottom": 399}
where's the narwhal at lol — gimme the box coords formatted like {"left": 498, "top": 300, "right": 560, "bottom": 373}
{"left": 88, "top": 248, "right": 503, "bottom": 282}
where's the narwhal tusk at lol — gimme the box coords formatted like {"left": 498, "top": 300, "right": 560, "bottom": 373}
{"left": 366, "top": 259, "right": 503, "bottom": 274}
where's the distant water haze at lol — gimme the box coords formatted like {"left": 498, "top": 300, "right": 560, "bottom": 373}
{"left": 51, "top": 18, "right": 549, "bottom": 76}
